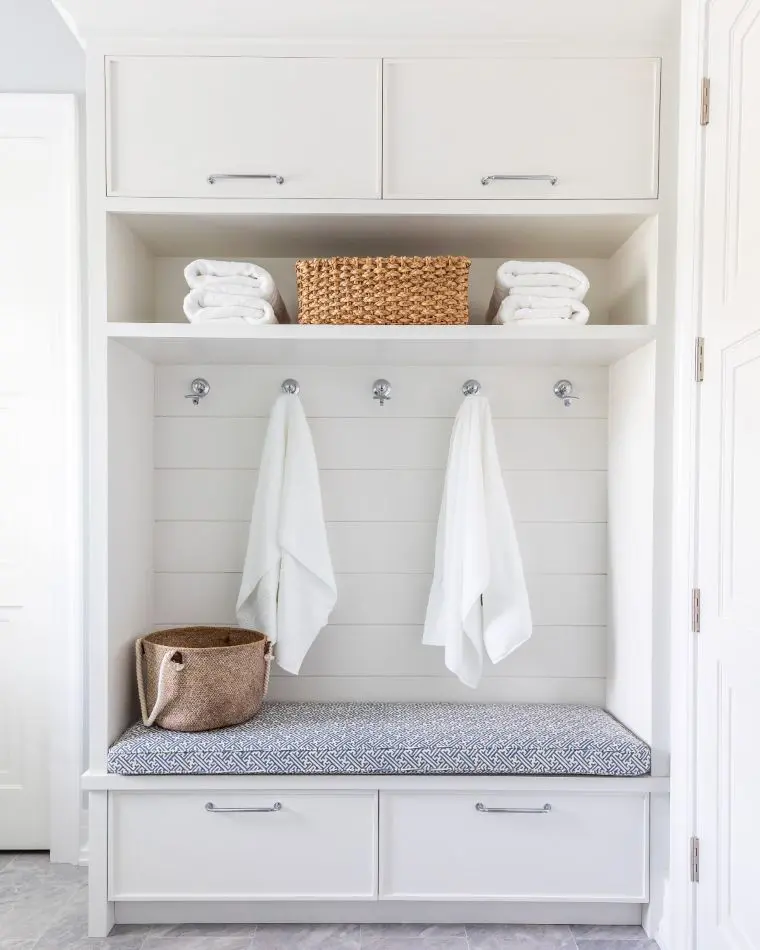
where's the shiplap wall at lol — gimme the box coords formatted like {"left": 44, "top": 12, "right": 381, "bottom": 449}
{"left": 151, "top": 363, "right": 608, "bottom": 703}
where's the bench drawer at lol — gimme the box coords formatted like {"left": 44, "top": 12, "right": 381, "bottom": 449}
{"left": 109, "top": 791, "right": 378, "bottom": 900}
{"left": 379, "top": 791, "right": 648, "bottom": 901}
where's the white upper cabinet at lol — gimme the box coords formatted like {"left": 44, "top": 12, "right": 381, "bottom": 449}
{"left": 106, "top": 57, "right": 382, "bottom": 198}
{"left": 383, "top": 58, "right": 661, "bottom": 200}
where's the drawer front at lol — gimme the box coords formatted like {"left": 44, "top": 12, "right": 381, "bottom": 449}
{"left": 106, "top": 57, "right": 381, "bottom": 198}
{"left": 380, "top": 791, "right": 648, "bottom": 901}
{"left": 383, "top": 58, "right": 660, "bottom": 199}
{"left": 109, "top": 791, "right": 377, "bottom": 900}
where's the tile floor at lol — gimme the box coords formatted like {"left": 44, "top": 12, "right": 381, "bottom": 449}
{"left": 0, "top": 854, "right": 659, "bottom": 949}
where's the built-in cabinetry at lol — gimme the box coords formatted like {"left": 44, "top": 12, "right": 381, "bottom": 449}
{"left": 105, "top": 55, "right": 660, "bottom": 201}
{"left": 63, "top": 4, "right": 677, "bottom": 938}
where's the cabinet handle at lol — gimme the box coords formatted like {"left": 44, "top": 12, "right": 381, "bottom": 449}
{"left": 207, "top": 174, "right": 285, "bottom": 185}
{"left": 475, "top": 802, "right": 552, "bottom": 814}
{"left": 480, "top": 174, "right": 558, "bottom": 187}
{"left": 205, "top": 801, "right": 282, "bottom": 814}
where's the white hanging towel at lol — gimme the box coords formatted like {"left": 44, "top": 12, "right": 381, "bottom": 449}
{"left": 423, "top": 394, "right": 532, "bottom": 688}
{"left": 236, "top": 394, "right": 337, "bottom": 675}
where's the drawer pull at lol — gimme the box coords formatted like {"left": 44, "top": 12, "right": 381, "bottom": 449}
{"left": 475, "top": 802, "right": 552, "bottom": 814}
{"left": 480, "top": 174, "right": 558, "bottom": 187}
{"left": 207, "top": 173, "right": 285, "bottom": 185}
{"left": 205, "top": 801, "right": 282, "bottom": 814}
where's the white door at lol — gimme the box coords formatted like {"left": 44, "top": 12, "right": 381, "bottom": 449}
{"left": 697, "top": 1, "right": 760, "bottom": 947}
{"left": 0, "top": 96, "right": 80, "bottom": 850}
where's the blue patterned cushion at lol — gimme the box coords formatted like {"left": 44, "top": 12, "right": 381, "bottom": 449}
{"left": 107, "top": 702, "right": 651, "bottom": 777}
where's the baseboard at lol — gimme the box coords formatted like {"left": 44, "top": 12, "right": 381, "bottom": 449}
{"left": 115, "top": 901, "right": 643, "bottom": 927}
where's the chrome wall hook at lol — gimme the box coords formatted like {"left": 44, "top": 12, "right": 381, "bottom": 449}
{"left": 462, "top": 379, "right": 481, "bottom": 396}
{"left": 553, "top": 379, "right": 579, "bottom": 408}
{"left": 373, "top": 379, "right": 392, "bottom": 406}
{"left": 185, "top": 377, "right": 210, "bottom": 407}
{"left": 281, "top": 378, "right": 300, "bottom": 395}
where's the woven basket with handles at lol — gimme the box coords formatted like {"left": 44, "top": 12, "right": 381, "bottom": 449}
{"left": 296, "top": 255, "right": 471, "bottom": 325}
{"left": 135, "top": 627, "right": 272, "bottom": 732}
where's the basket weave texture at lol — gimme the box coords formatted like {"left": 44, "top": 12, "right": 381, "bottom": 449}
{"left": 296, "top": 256, "right": 471, "bottom": 325}
{"left": 136, "top": 626, "right": 271, "bottom": 732}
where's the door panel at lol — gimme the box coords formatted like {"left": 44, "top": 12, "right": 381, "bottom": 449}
{"left": 383, "top": 58, "right": 660, "bottom": 199}
{"left": 106, "top": 57, "right": 382, "bottom": 198}
{"left": 698, "top": 1, "right": 760, "bottom": 947}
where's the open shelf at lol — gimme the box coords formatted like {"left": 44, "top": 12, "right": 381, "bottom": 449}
{"left": 106, "top": 322, "right": 657, "bottom": 366}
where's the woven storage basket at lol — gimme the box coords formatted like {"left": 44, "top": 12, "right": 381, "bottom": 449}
{"left": 296, "top": 255, "right": 471, "bottom": 325}
{"left": 135, "top": 627, "right": 272, "bottom": 732}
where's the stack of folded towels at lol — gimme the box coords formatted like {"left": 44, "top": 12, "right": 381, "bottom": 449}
{"left": 183, "top": 259, "right": 290, "bottom": 325}
{"left": 486, "top": 261, "right": 590, "bottom": 326}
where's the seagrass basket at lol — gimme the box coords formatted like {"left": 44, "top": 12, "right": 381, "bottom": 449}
{"left": 135, "top": 626, "right": 272, "bottom": 732}
{"left": 295, "top": 255, "right": 471, "bottom": 325}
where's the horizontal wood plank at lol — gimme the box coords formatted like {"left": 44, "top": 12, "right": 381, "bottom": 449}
{"left": 265, "top": 675, "right": 606, "bottom": 704}
{"left": 154, "top": 417, "right": 608, "bottom": 471}
{"left": 155, "top": 364, "right": 609, "bottom": 420}
{"left": 152, "top": 572, "right": 606, "bottom": 628}
{"left": 154, "top": 468, "right": 608, "bottom": 524}
{"left": 154, "top": 521, "right": 607, "bottom": 576}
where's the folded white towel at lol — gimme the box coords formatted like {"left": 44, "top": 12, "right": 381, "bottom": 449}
{"left": 184, "top": 260, "right": 290, "bottom": 322}
{"left": 495, "top": 295, "right": 590, "bottom": 325}
{"left": 422, "top": 394, "right": 532, "bottom": 688}
{"left": 486, "top": 261, "right": 589, "bottom": 322}
{"left": 496, "top": 261, "right": 590, "bottom": 297}
{"left": 236, "top": 394, "right": 337, "bottom": 675}
{"left": 183, "top": 289, "right": 278, "bottom": 325}
{"left": 185, "top": 259, "right": 278, "bottom": 293}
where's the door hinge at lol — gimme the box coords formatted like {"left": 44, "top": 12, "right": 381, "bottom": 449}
{"left": 690, "top": 835, "right": 700, "bottom": 883}
{"left": 695, "top": 337, "right": 705, "bottom": 382}
{"left": 691, "top": 588, "right": 701, "bottom": 633}
{"left": 700, "top": 77, "right": 711, "bottom": 126}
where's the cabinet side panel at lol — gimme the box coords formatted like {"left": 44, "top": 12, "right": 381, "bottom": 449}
{"left": 607, "top": 343, "right": 656, "bottom": 743}
{"left": 108, "top": 342, "right": 154, "bottom": 745}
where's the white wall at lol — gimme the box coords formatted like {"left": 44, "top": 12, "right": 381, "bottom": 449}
{"left": 0, "top": 0, "right": 83, "bottom": 93}
{"left": 148, "top": 363, "right": 610, "bottom": 706}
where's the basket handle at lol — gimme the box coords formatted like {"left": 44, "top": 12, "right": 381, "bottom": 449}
{"left": 263, "top": 639, "right": 274, "bottom": 696}
{"left": 135, "top": 639, "right": 184, "bottom": 727}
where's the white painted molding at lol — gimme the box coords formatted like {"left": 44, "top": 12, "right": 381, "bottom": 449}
{"left": 662, "top": 1, "right": 709, "bottom": 949}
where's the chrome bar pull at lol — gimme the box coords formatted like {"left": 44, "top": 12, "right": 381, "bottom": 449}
{"left": 205, "top": 801, "right": 282, "bottom": 814}
{"left": 475, "top": 802, "right": 552, "bottom": 814}
{"left": 480, "top": 174, "right": 558, "bottom": 187}
{"left": 207, "top": 174, "right": 285, "bottom": 185}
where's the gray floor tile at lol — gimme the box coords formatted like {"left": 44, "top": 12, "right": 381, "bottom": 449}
{"left": 361, "top": 923, "right": 466, "bottom": 939}
{"left": 465, "top": 924, "right": 576, "bottom": 949}
{"left": 361, "top": 937, "right": 467, "bottom": 950}
{"left": 35, "top": 893, "right": 147, "bottom": 949}
{"left": 570, "top": 927, "right": 646, "bottom": 940}
{"left": 574, "top": 942, "right": 658, "bottom": 950}
{"left": 0, "top": 942, "right": 38, "bottom": 950}
{"left": 148, "top": 924, "right": 256, "bottom": 939}
{"left": 253, "top": 923, "right": 360, "bottom": 949}
{"left": 142, "top": 937, "right": 251, "bottom": 950}
{"left": 0, "top": 895, "right": 73, "bottom": 942}
{"left": 0, "top": 855, "right": 17, "bottom": 872}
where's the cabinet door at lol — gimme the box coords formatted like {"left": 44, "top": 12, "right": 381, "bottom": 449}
{"left": 109, "top": 791, "right": 378, "bottom": 900}
{"left": 383, "top": 59, "right": 660, "bottom": 199}
{"left": 380, "top": 791, "right": 649, "bottom": 901}
{"left": 106, "top": 57, "right": 381, "bottom": 198}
